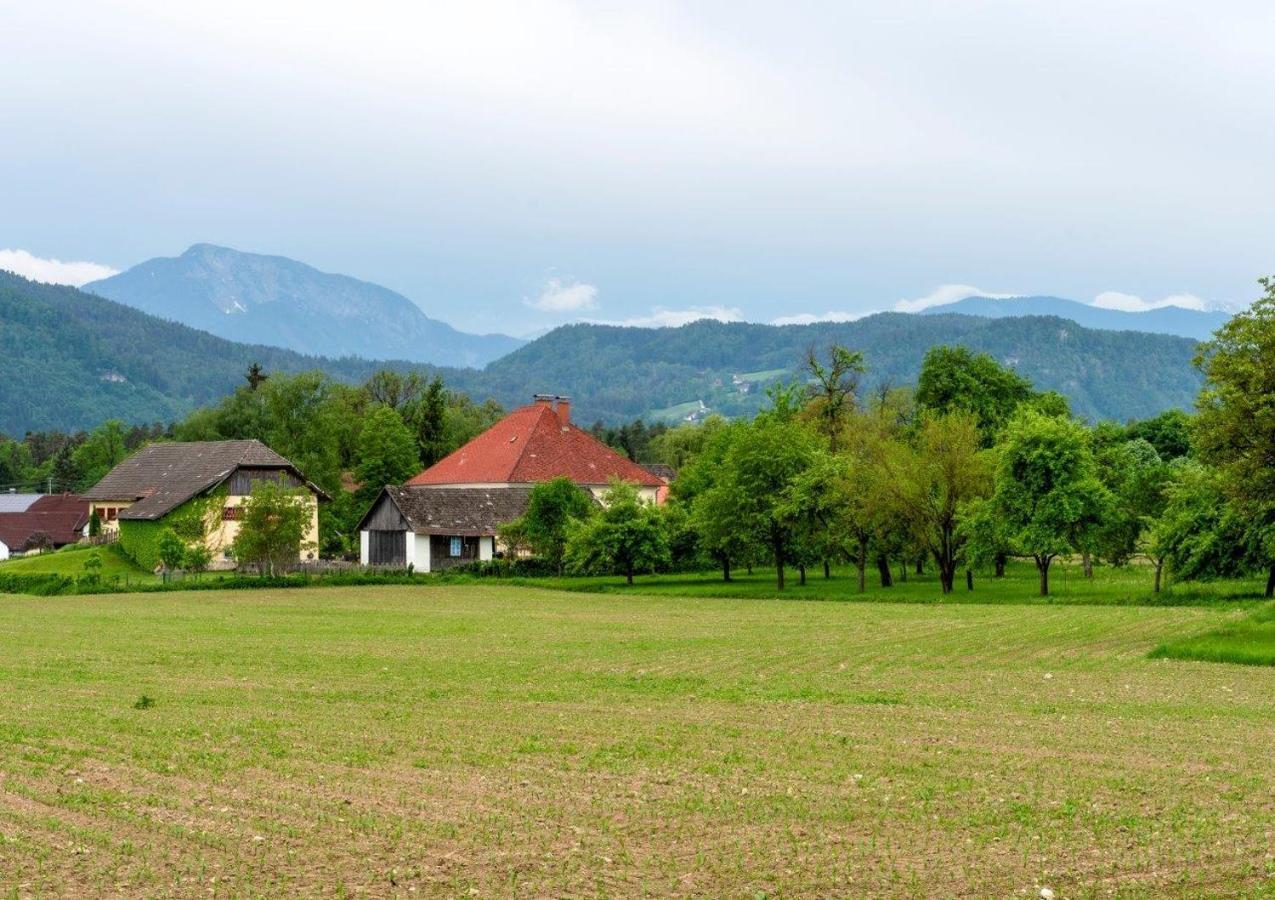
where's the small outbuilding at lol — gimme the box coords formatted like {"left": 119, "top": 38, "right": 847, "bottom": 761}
{"left": 357, "top": 485, "right": 532, "bottom": 570}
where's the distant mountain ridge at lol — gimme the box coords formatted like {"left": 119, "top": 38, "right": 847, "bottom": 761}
{"left": 919, "top": 295, "right": 1229, "bottom": 341}
{"left": 0, "top": 272, "right": 1207, "bottom": 435}
{"left": 84, "top": 244, "right": 523, "bottom": 368}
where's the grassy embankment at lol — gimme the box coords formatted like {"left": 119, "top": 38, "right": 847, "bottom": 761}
{"left": 0, "top": 541, "right": 152, "bottom": 581}
{"left": 0, "top": 584, "right": 1272, "bottom": 895}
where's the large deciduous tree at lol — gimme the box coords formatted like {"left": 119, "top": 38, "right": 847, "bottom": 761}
{"left": 1192, "top": 278, "right": 1275, "bottom": 596}
{"left": 566, "top": 481, "right": 669, "bottom": 585}
{"left": 354, "top": 405, "right": 421, "bottom": 504}
{"left": 231, "top": 481, "right": 316, "bottom": 577}
{"left": 990, "top": 410, "right": 1110, "bottom": 596}
{"left": 518, "top": 476, "right": 596, "bottom": 574}
{"left": 886, "top": 410, "right": 990, "bottom": 594}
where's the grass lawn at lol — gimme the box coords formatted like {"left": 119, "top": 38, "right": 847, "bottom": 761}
{"left": 0, "top": 542, "right": 152, "bottom": 582}
{"left": 1152, "top": 601, "right": 1275, "bottom": 666}
{"left": 1, "top": 585, "right": 1273, "bottom": 896}
{"left": 494, "top": 558, "right": 1267, "bottom": 608}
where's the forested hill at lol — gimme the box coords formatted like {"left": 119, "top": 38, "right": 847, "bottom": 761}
{"left": 0, "top": 272, "right": 420, "bottom": 434}
{"left": 0, "top": 271, "right": 1204, "bottom": 434}
{"left": 460, "top": 314, "right": 1204, "bottom": 423}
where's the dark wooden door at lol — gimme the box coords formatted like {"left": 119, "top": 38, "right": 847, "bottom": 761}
{"left": 368, "top": 530, "right": 406, "bottom": 566}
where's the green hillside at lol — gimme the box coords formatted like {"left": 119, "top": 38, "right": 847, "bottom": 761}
{"left": 0, "top": 272, "right": 1206, "bottom": 434}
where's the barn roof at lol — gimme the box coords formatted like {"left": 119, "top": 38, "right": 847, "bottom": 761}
{"left": 407, "top": 400, "right": 663, "bottom": 488}
{"left": 0, "top": 493, "right": 42, "bottom": 514}
{"left": 0, "top": 494, "right": 89, "bottom": 551}
{"left": 359, "top": 485, "right": 535, "bottom": 536}
{"left": 83, "top": 440, "right": 324, "bottom": 521}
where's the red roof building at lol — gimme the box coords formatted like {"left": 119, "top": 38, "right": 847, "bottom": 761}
{"left": 407, "top": 395, "right": 664, "bottom": 494}
{"left": 0, "top": 493, "right": 89, "bottom": 559}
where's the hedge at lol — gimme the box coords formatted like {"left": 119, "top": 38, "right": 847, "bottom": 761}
{"left": 117, "top": 519, "right": 165, "bottom": 571}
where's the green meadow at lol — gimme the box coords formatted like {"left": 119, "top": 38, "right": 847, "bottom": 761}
{"left": 1, "top": 583, "right": 1273, "bottom": 896}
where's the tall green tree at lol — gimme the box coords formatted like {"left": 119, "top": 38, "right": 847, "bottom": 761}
{"left": 990, "top": 410, "right": 1110, "bottom": 596}
{"left": 801, "top": 344, "right": 865, "bottom": 452}
{"left": 1192, "top": 278, "right": 1275, "bottom": 596}
{"left": 354, "top": 405, "right": 420, "bottom": 503}
{"left": 72, "top": 420, "right": 128, "bottom": 490}
{"left": 916, "top": 347, "right": 1046, "bottom": 446}
{"left": 887, "top": 410, "right": 991, "bottom": 593}
{"left": 717, "top": 416, "right": 819, "bottom": 589}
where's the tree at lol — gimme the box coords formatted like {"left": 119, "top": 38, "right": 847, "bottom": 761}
{"left": 990, "top": 410, "right": 1110, "bottom": 596}
{"left": 886, "top": 410, "right": 990, "bottom": 594}
{"left": 404, "top": 376, "right": 449, "bottom": 467}
{"left": 716, "top": 416, "right": 819, "bottom": 589}
{"left": 1150, "top": 460, "right": 1249, "bottom": 589}
{"left": 158, "top": 528, "right": 187, "bottom": 579}
{"left": 231, "top": 481, "right": 315, "bottom": 576}
{"left": 1125, "top": 409, "right": 1193, "bottom": 461}
{"left": 50, "top": 444, "right": 81, "bottom": 493}
{"left": 565, "top": 481, "right": 669, "bottom": 585}
{"left": 87, "top": 509, "right": 102, "bottom": 539}
{"left": 365, "top": 369, "right": 423, "bottom": 411}
{"left": 73, "top": 420, "right": 128, "bottom": 490}
{"left": 516, "top": 477, "right": 595, "bottom": 574}
{"left": 81, "top": 551, "right": 103, "bottom": 585}
{"left": 183, "top": 543, "right": 213, "bottom": 579}
{"left": 916, "top": 347, "right": 1036, "bottom": 446}
{"left": 354, "top": 405, "right": 420, "bottom": 504}
{"left": 801, "top": 344, "right": 865, "bottom": 452}
{"left": 1192, "top": 278, "right": 1275, "bottom": 596}
{"left": 245, "top": 362, "right": 269, "bottom": 391}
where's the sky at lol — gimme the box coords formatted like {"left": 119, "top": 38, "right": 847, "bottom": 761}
{"left": 2, "top": 0, "right": 1273, "bottom": 337}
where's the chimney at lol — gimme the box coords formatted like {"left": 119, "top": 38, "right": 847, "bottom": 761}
{"left": 554, "top": 395, "right": 571, "bottom": 425}
{"left": 532, "top": 393, "right": 554, "bottom": 408}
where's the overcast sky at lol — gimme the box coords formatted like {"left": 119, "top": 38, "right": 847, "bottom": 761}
{"left": 2, "top": 1, "right": 1273, "bottom": 335}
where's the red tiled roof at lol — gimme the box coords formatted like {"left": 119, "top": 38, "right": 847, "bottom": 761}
{"left": 407, "top": 402, "right": 664, "bottom": 488}
{"left": 0, "top": 509, "right": 86, "bottom": 551}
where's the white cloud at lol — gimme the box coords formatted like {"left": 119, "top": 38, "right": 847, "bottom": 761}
{"left": 1091, "top": 291, "right": 1213, "bottom": 312}
{"left": 894, "top": 284, "right": 1016, "bottom": 313}
{"left": 526, "top": 277, "right": 598, "bottom": 313}
{"left": 591, "top": 305, "right": 743, "bottom": 328}
{"left": 0, "top": 249, "right": 118, "bottom": 286}
{"left": 770, "top": 310, "right": 867, "bottom": 326}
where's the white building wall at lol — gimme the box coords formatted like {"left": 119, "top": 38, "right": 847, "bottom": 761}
{"left": 479, "top": 536, "right": 494, "bottom": 562}
{"left": 0, "top": 541, "right": 9, "bottom": 561}
{"left": 413, "top": 533, "right": 432, "bottom": 573}
{"left": 359, "top": 530, "right": 370, "bottom": 566}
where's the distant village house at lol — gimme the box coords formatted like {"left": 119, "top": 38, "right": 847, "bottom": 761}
{"left": 83, "top": 440, "right": 325, "bottom": 571}
{"left": 357, "top": 394, "right": 665, "bottom": 570}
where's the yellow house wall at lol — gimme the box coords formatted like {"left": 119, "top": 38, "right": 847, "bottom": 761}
{"left": 205, "top": 493, "right": 320, "bottom": 568}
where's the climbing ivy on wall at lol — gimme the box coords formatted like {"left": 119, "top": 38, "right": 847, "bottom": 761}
{"left": 118, "top": 491, "right": 225, "bottom": 570}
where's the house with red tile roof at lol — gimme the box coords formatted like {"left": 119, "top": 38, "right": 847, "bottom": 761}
{"left": 358, "top": 395, "right": 664, "bottom": 569}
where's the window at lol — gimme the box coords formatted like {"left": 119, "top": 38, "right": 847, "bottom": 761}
{"left": 449, "top": 537, "right": 463, "bottom": 557}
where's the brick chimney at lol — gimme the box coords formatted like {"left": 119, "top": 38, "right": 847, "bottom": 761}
{"left": 554, "top": 395, "right": 571, "bottom": 425}
{"left": 533, "top": 393, "right": 554, "bottom": 408}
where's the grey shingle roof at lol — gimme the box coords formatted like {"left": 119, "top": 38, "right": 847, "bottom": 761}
{"left": 366, "top": 485, "right": 536, "bottom": 536}
{"left": 83, "top": 440, "right": 312, "bottom": 521}
{"left": 0, "top": 493, "right": 42, "bottom": 513}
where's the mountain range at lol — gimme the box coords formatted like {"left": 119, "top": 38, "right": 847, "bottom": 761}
{"left": 84, "top": 244, "right": 523, "bottom": 368}
{"left": 920, "top": 295, "right": 1229, "bottom": 341}
{"left": 0, "top": 270, "right": 1207, "bottom": 436}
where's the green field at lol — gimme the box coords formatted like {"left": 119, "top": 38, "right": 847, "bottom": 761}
{"left": 1, "top": 584, "right": 1273, "bottom": 896}
{"left": 500, "top": 559, "right": 1265, "bottom": 608}
{"left": 0, "top": 542, "right": 151, "bottom": 581}
{"left": 1152, "top": 601, "right": 1275, "bottom": 666}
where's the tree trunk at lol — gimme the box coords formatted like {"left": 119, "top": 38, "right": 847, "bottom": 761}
{"left": 774, "top": 538, "right": 785, "bottom": 590}
{"left": 857, "top": 538, "right": 868, "bottom": 592}
{"left": 1036, "top": 556, "right": 1051, "bottom": 597}
{"left": 899, "top": 561, "right": 907, "bottom": 583}
{"left": 876, "top": 554, "right": 893, "bottom": 587}
{"left": 746, "top": 561, "right": 753, "bottom": 575}
{"left": 1266, "top": 565, "right": 1275, "bottom": 599}
{"left": 937, "top": 563, "right": 955, "bottom": 594}
{"left": 799, "top": 564, "right": 806, "bottom": 586}
{"left": 626, "top": 564, "right": 634, "bottom": 586}
{"left": 915, "top": 555, "right": 924, "bottom": 575}
{"left": 966, "top": 568, "right": 974, "bottom": 591}
{"left": 994, "top": 553, "right": 1006, "bottom": 578}
{"left": 1082, "top": 550, "right": 1094, "bottom": 579}
{"left": 1153, "top": 560, "right": 1162, "bottom": 594}
{"left": 823, "top": 559, "right": 831, "bottom": 579}
{"left": 722, "top": 556, "right": 731, "bottom": 583}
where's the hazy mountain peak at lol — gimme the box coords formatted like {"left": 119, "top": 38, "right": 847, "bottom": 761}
{"left": 84, "top": 245, "right": 523, "bottom": 368}
{"left": 918, "top": 294, "right": 1229, "bottom": 341}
